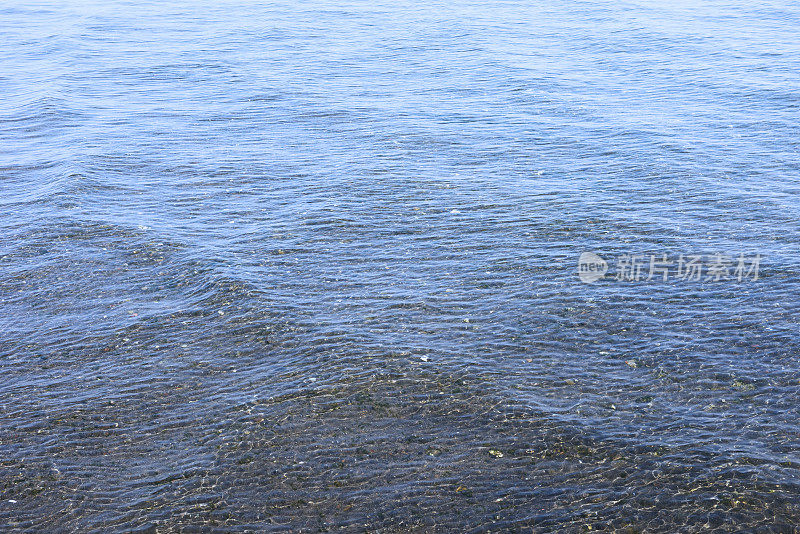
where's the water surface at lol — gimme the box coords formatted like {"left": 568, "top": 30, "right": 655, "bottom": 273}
{"left": 1, "top": 0, "right": 799, "bottom": 531}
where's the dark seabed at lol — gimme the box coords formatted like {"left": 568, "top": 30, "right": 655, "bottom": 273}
{"left": 1, "top": 0, "right": 799, "bottom": 532}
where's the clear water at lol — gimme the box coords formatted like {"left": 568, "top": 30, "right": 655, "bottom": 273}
{"left": 1, "top": 0, "right": 799, "bottom": 531}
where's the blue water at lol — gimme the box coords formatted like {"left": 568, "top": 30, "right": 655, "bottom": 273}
{"left": 1, "top": 0, "right": 799, "bottom": 531}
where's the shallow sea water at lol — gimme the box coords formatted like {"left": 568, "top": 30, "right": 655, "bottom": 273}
{"left": 1, "top": 0, "right": 799, "bottom": 531}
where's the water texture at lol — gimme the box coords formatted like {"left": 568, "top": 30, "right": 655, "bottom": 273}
{"left": 1, "top": 0, "right": 799, "bottom": 531}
